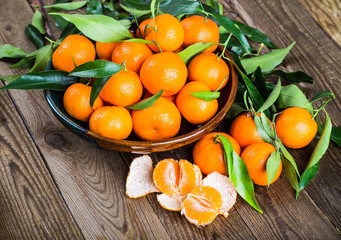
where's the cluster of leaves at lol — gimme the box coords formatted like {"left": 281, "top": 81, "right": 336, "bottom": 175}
{"left": 0, "top": 0, "right": 339, "bottom": 212}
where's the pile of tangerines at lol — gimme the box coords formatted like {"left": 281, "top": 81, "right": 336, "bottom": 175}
{"left": 53, "top": 14, "right": 228, "bottom": 141}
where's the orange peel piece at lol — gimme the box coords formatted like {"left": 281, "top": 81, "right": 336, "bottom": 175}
{"left": 157, "top": 194, "right": 182, "bottom": 211}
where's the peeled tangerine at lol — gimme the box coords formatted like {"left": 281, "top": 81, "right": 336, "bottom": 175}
{"left": 126, "top": 155, "right": 237, "bottom": 226}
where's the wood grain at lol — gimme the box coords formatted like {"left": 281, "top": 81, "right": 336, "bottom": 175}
{"left": 297, "top": 0, "right": 341, "bottom": 46}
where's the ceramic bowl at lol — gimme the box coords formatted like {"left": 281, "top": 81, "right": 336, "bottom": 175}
{"left": 44, "top": 48, "right": 238, "bottom": 154}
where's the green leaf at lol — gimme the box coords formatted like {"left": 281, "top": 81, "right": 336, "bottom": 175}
{"left": 230, "top": 151, "right": 263, "bottom": 213}
{"left": 265, "top": 70, "right": 313, "bottom": 84}
{"left": 118, "top": 19, "right": 132, "bottom": 29}
{"left": 278, "top": 141, "right": 300, "bottom": 176}
{"left": 30, "top": 44, "right": 53, "bottom": 73}
{"left": 257, "top": 79, "right": 281, "bottom": 113}
{"left": 225, "top": 102, "right": 246, "bottom": 119}
{"left": 277, "top": 84, "right": 314, "bottom": 115}
{"left": 44, "top": 1, "right": 87, "bottom": 11}
{"left": 126, "top": 89, "right": 163, "bottom": 110}
{"left": 281, "top": 154, "right": 300, "bottom": 192}
{"left": 232, "top": 20, "right": 277, "bottom": 49}
{"left": 331, "top": 127, "right": 341, "bottom": 147}
{"left": 177, "top": 43, "right": 213, "bottom": 64}
{"left": 241, "top": 42, "right": 295, "bottom": 74}
{"left": 266, "top": 151, "right": 281, "bottom": 187}
{"left": 217, "top": 135, "right": 234, "bottom": 179}
{"left": 0, "top": 44, "right": 27, "bottom": 59}
{"left": 55, "top": 0, "right": 71, "bottom": 3}
{"left": 86, "top": 0, "right": 102, "bottom": 15}
{"left": 0, "top": 70, "right": 77, "bottom": 91}
{"left": 311, "top": 91, "right": 334, "bottom": 103}
{"left": 297, "top": 111, "right": 332, "bottom": 196}
{"left": 0, "top": 75, "right": 20, "bottom": 83}
{"left": 10, "top": 58, "right": 34, "bottom": 69}
{"left": 50, "top": 13, "right": 70, "bottom": 31}
{"left": 211, "top": 13, "right": 251, "bottom": 54}
{"left": 120, "top": 4, "right": 151, "bottom": 17}
{"left": 206, "top": 0, "right": 223, "bottom": 15}
{"left": 49, "top": 13, "right": 132, "bottom": 43}
{"left": 254, "top": 113, "right": 275, "bottom": 144}
{"left": 59, "top": 23, "right": 79, "bottom": 41}
{"left": 123, "top": 38, "right": 154, "bottom": 44}
{"left": 191, "top": 91, "right": 220, "bottom": 101}
{"left": 69, "top": 60, "right": 122, "bottom": 78}
{"left": 260, "top": 112, "right": 275, "bottom": 139}
{"left": 89, "top": 76, "right": 111, "bottom": 107}
{"left": 239, "top": 71, "right": 265, "bottom": 111}
{"left": 253, "top": 67, "right": 270, "bottom": 103}
{"left": 32, "top": 9, "right": 46, "bottom": 34}
{"left": 25, "top": 24, "right": 44, "bottom": 49}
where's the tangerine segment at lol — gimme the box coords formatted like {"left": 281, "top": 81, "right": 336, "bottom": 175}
{"left": 181, "top": 15, "right": 219, "bottom": 53}
{"left": 126, "top": 155, "right": 160, "bottom": 198}
{"left": 153, "top": 159, "right": 179, "bottom": 196}
{"left": 188, "top": 52, "right": 229, "bottom": 91}
{"left": 178, "top": 160, "right": 202, "bottom": 195}
{"left": 275, "top": 107, "right": 317, "bottom": 149}
{"left": 89, "top": 106, "right": 133, "bottom": 140}
{"left": 241, "top": 143, "right": 282, "bottom": 186}
{"left": 181, "top": 186, "right": 223, "bottom": 226}
{"left": 145, "top": 14, "right": 184, "bottom": 52}
{"left": 140, "top": 52, "right": 187, "bottom": 97}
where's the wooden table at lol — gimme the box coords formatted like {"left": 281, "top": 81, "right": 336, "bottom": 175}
{"left": 0, "top": 0, "right": 340, "bottom": 239}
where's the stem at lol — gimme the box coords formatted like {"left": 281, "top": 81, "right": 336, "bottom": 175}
{"left": 219, "top": 33, "right": 233, "bottom": 59}
{"left": 121, "top": 61, "right": 127, "bottom": 71}
{"left": 133, "top": 14, "right": 142, "bottom": 39}
{"left": 312, "top": 97, "right": 334, "bottom": 119}
{"left": 45, "top": 37, "right": 59, "bottom": 46}
{"left": 215, "top": 74, "right": 229, "bottom": 91}
{"left": 152, "top": 40, "right": 162, "bottom": 52}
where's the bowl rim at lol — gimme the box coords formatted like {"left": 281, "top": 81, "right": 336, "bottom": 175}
{"left": 44, "top": 47, "right": 238, "bottom": 152}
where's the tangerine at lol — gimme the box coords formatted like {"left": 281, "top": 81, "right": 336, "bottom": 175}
{"left": 131, "top": 97, "right": 181, "bottom": 140}
{"left": 111, "top": 42, "right": 153, "bottom": 73}
{"left": 89, "top": 106, "right": 133, "bottom": 140}
{"left": 193, "top": 132, "right": 241, "bottom": 175}
{"left": 145, "top": 14, "right": 184, "bottom": 52}
{"left": 95, "top": 41, "right": 120, "bottom": 60}
{"left": 63, "top": 83, "right": 103, "bottom": 122}
{"left": 99, "top": 69, "right": 143, "bottom": 106}
{"left": 188, "top": 52, "right": 229, "bottom": 91}
{"left": 52, "top": 34, "right": 96, "bottom": 72}
{"left": 176, "top": 81, "right": 218, "bottom": 125}
{"left": 140, "top": 52, "right": 187, "bottom": 96}
{"left": 241, "top": 142, "right": 282, "bottom": 186}
{"left": 181, "top": 15, "right": 219, "bottom": 53}
{"left": 136, "top": 18, "right": 152, "bottom": 38}
{"left": 275, "top": 107, "right": 317, "bottom": 149}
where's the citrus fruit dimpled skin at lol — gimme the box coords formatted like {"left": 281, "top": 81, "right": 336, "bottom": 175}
{"left": 241, "top": 142, "right": 282, "bottom": 186}
{"left": 145, "top": 14, "right": 184, "bottom": 52}
{"left": 140, "top": 52, "right": 187, "bottom": 96}
{"left": 111, "top": 42, "right": 153, "bottom": 73}
{"left": 63, "top": 83, "right": 103, "bottom": 122}
{"left": 99, "top": 70, "right": 143, "bottom": 106}
{"left": 181, "top": 15, "right": 219, "bottom": 53}
{"left": 52, "top": 34, "right": 96, "bottom": 72}
{"left": 132, "top": 97, "right": 181, "bottom": 141}
{"left": 95, "top": 41, "right": 120, "bottom": 61}
{"left": 188, "top": 52, "right": 230, "bottom": 91}
{"left": 275, "top": 107, "right": 318, "bottom": 149}
{"left": 230, "top": 112, "right": 266, "bottom": 149}
{"left": 193, "top": 132, "right": 241, "bottom": 175}
{"left": 89, "top": 106, "right": 133, "bottom": 140}
{"left": 176, "top": 81, "right": 218, "bottom": 125}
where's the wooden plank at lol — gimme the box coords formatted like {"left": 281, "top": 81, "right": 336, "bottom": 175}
{"left": 219, "top": 0, "right": 341, "bottom": 236}
{"left": 297, "top": 0, "right": 341, "bottom": 46}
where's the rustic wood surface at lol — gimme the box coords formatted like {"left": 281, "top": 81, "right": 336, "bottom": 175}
{"left": 0, "top": 0, "right": 340, "bottom": 239}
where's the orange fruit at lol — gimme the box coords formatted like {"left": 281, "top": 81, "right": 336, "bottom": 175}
{"left": 63, "top": 83, "right": 103, "bottom": 122}
{"left": 140, "top": 52, "right": 187, "bottom": 96}
{"left": 153, "top": 159, "right": 202, "bottom": 196}
{"left": 52, "top": 34, "right": 96, "bottom": 72}
{"left": 176, "top": 81, "right": 218, "bottom": 125}
{"left": 131, "top": 97, "right": 181, "bottom": 140}
{"left": 145, "top": 14, "right": 184, "bottom": 52}
{"left": 241, "top": 142, "right": 282, "bottom": 186}
{"left": 193, "top": 132, "right": 241, "bottom": 175}
{"left": 136, "top": 18, "right": 152, "bottom": 38}
{"left": 95, "top": 41, "right": 120, "bottom": 60}
{"left": 111, "top": 42, "right": 153, "bottom": 73}
{"left": 181, "top": 186, "right": 223, "bottom": 226}
{"left": 89, "top": 106, "right": 133, "bottom": 140}
{"left": 188, "top": 52, "right": 229, "bottom": 91}
{"left": 230, "top": 112, "right": 268, "bottom": 149}
{"left": 181, "top": 15, "right": 219, "bottom": 53}
{"left": 144, "top": 90, "right": 176, "bottom": 103}
{"left": 275, "top": 107, "right": 318, "bottom": 149}
{"left": 99, "top": 69, "right": 143, "bottom": 106}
